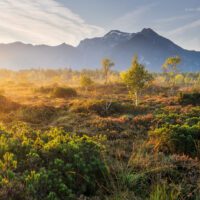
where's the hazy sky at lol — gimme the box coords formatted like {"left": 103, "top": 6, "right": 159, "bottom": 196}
{"left": 0, "top": 0, "right": 199, "bottom": 50}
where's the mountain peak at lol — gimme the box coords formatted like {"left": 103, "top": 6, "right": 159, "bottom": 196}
{"left": 104, "top": 30, "right": 132, "bottom": 38}
{"left": 9, "top": 41, "right": 26, "bottom": 46}
{"left": 58, "top": 43, "right": 71, "bottom": 47}
{"left": 140, "top": 28, "right": 158, "bottom": 35}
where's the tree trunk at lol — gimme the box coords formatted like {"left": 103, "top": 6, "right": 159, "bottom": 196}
{"left": 135, "top": 91, "right": 139, "bottom": 106}
{"left": 105, "top": 71, "right": 109, "bottom": 85}
{"left": 105, "top": 74, "right": 108, "bottom": 85}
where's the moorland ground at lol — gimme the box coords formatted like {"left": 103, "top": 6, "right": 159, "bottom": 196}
{"left": 0, "top": 68, "right": 200, "bottom": 200}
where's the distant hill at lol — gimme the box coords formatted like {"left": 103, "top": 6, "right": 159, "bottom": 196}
{"left": 0, "top": 28, "right": 199, "bottom": 72}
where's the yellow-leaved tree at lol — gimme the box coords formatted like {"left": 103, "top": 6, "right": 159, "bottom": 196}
{"left": 80, "top": 75, "right": 94, "bottom": 91}
{"left": 120, "top": 55, "right": 153, "bottom": 106}
{"left": 162, "top": 56, "right": 181, "bottom": 86}
{"left": 101, "top": 58, "right": 114, "bottom": 84}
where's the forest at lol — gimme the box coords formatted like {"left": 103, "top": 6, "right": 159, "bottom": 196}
{"left": 0, "top": 56, "right": 200, "bottom": 200}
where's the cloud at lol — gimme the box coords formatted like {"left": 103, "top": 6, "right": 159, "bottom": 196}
{"left": 0, "top": 0, "right": 105, "bottom": 46}
{"left": 168, "top": 19, "right": 200, "bottom": 36}
{"left": 165, "top": 19, "right": 200, "bottom": 50}
{"left": 112, "top": 3, "right": 158, "bottom": 31}
{"left": 155, "top": 15, "right": 194, "bottom": 23}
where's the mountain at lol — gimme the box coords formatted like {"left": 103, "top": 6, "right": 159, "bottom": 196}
{"left": 0, "top": 28, "right": 199, "bottom": 72}
{"left": 0, "top": 42, "right": 77, "bottom": 69}
{"left": 77, "top": 28, "right": 200, "bottom": 72}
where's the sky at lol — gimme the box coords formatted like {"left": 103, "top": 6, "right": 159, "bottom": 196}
{"left": 0, "top": 0, "right": 199, "bottom": 50}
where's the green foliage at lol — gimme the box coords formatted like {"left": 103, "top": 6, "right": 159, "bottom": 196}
{"left": 120, "top": 55, "right": 153, "bottom": 106}
{"left": 186, "top": 117, "right": 200, "bottom": 126}
{"left": 51, "top": 87, "right": 77, "bottom": 98}
{"left": 149, "top": 182, "right": 180, "bottom": 200}
{"left": 155, "top": 113, "right": 183, "bottom": 127}
{"left": 149, "top": 124, "right": 200, "bottom": 157}
{"left": 178, "top": 92, "right": 200, "bottom": 105}
{"left": 155, "top": 106, "right": 200, "bottom": 128}
{"left": 0, "top": 126, "right": 108, "bottom": 199}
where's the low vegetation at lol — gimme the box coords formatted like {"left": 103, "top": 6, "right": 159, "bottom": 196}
{"left": 0, "top": 56, "right": 199, "bottom": 199}
{"left": 51, "top": 87, "right": 77, "bottom": 98}
{"left": 0, "top": 125, "right": 107, "bottom": 199}
{"left": 178, "top": 92, "right": 200, "bottom": 105}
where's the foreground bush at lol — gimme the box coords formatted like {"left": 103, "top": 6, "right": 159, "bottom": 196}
{"left": 0, "top": 125, "right": 108, "bottom": 199}
{"left": 149, "top": 124, "right": 200, "bottom": 157}
{"left": 51, "top": 87, "right": 77, "bottom": 98}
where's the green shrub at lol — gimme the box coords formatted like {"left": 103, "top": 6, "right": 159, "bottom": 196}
{"left": 0, "top": 126, "right": 108, "bottom": 199}
{"left": 15, "top": 106, "right": 56, "bottom": 124}
{"left": 155, "top": 113, "right": 182, "bottom": 126}
{"left": 70, "top": 100, "right": 123, "bottom": 116}
{"left": 186, "top": 107, "right": 200, "bottom": 118}
{"left": 178, "top": 92, "right": 200, "bottom": 106}
{"left": 154, "top": 107, "right": 200, "bottom": 128}
{"left": 51, "top": 87, "right": 77, "bottom": 98}
{"left": 70, "top": 99, "right": 147, "bottom": 116}
{"left": 186, "top": 117, "right": 200, "bottom": 126}
{"left": 149, "top": 124, "right": 200, "bottom": 157}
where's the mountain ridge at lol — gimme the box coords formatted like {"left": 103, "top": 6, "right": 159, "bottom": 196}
{"left": 0, "top": 28, "right": 199, "bottom": 72}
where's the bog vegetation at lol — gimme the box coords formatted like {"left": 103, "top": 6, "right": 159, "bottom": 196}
{"left": 0, "top": 56, "right": 199, "bottom": 199}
